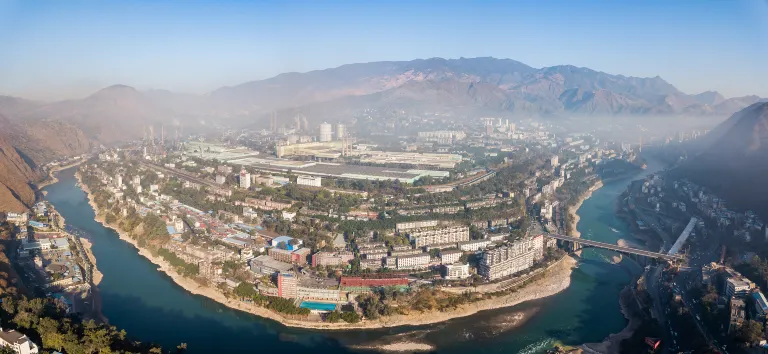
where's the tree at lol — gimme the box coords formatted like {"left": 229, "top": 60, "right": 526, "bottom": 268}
{"left": 735, "top": 320, "right": 764, "bottom": 346}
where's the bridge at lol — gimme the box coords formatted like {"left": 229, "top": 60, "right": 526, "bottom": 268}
{"left": 545, "top": 234, "right": 685, "bottom": 262}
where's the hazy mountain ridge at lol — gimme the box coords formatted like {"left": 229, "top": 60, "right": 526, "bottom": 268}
{"left": 1, "top": 57, "right": 765, "bottom": 144}
{"left": 677, "top": 102, "right": 768, "bottom": 220}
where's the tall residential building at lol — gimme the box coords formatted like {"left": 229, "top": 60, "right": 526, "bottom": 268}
{"left": 115, "top": 175, "right": 123, "bottom": 187}
{"left": 396, "top": 220, "right": 439, "bottom": 232}
{"left": 404, "top": 224, "right": 469, "bottom": 247}
{"left": 239, "top": 169, "right": 251, "bottom": 189}
{"left": 277, "top": 272, "right": 298, "bottom": 299}
{"left": 215, "top": 175, "right": 226, "bottom": 185}
{"left": 336, "top": 124, "right": 346, "bottom": 140}
{"left": 479, "top": 235, "right": 544, "bottom": 280}
{"left": 319, "top": 122, "right": 333, "bottom": 142}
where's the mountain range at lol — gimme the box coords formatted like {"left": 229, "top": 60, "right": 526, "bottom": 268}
{"left": 3, "top": 57, "right": 765, "bottom": 142}
{"left": 676, "top": 102, "right": 768, "bottom": 221}
{"left": 0, "top": 56, "right": 765, "bottom": 211}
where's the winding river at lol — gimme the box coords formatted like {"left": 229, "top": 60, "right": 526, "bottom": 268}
{"left": 43, "top": 161, "right": 662, "bottom": 353}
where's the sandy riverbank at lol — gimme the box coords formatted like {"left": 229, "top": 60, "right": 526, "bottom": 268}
{"left": 75, "top": 171, "right": 580, "bottom": 330}
{"left": 568, "top": 180, "right": 604, "bottom": 239}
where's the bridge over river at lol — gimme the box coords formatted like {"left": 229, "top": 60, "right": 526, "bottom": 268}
{"left": 545, "top": 234, "right": 685, "bottom": 262}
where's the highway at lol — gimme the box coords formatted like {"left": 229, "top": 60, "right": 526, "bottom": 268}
{"left": 545, "top": 234, "right": 685, "bottom": 261}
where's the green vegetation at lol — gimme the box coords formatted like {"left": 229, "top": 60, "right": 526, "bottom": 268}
{"left": 157, "top": 248, "right": 199, "bottom": 277}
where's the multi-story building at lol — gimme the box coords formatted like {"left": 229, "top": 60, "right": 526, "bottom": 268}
{"left": 0, "top": 328, "right": 39, "bottom": 354}
{"left": 405, "top": 224, "right": 469, "bottom": 247}
{"left": 728, "top": 297, "right": 746, "bottom": 334}
{"left": 297, "top": 175, "right": 322, "bottom": 187}
{"left": 297, "top": 286, "right": 340, "bottom": 302}
{"left": 215, "top": 175, "right": 226, "bottom": 184}
{"left": 479, "top": 235, "right": 544, "bottom": 280}
{"left": 239, "top": 169, "right": 251, "bottom": 189}
{"left": 458, "top": 239, "right": 491, "bottom": 252}
{"left": 444, "top": 263, "right": 470, "bottom": 280}
{"left": 396, "top": 253, "right": 431, "bottom": 270}
{"left": 752, "top": 291, "right": 768, "bottom": 321}
{"left": 440, "top": 249, "right": 463, "bottom": 264}
{"left": 277, "top": 272, "right": 298, "bottom": 299}
{"left": 268, "top": 247, "right": 308, "bottom": 265}
{"left": 725, "top": 275, "right": 754, "bottom": 298}
{"left": 311, "top": 251, "right": 354, "bottom": 267}
{"left": 241, "top": 197, "right": 292, "bottom": 211}
{"left": 417, "top": 130, "right": 467, "bottom": 145}
{"left": 396, "top": 220, "right": 439, "bottom": 232}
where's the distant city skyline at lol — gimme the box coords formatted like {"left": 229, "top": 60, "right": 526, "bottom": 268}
{"left": 1, "top": 0, "right": 767, "bottom": 100}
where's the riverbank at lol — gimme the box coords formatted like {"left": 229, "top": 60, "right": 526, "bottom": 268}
{"left": 35, "top": 159, "right": 87, "bottom": 192}
{"left": 75, "top": 171, "right": 579, "bottom": 331}
{"left": 581, "top": 287, "right": 640, "bottom": 354}
{"left": 569, "top": 179, "right": 604, "bottom": 239}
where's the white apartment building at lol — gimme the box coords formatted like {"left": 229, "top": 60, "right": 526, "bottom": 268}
{"left": 405, "top": 225, "right": 469, "bottom": 247}
{"left": 440, "top": 250, "right": 463, "bottom": 264}
{"left": 239, "top": 169, "right": 251, "bottom": 189}
{"left": 396, "top": 253, "right": 431, "bottom": 270}
{"left": 0, "top": 328, "right": 39, "bottom": 354}
{"left": 458, "top": 239, "right": 491, "bottom": 252}
{"left": 479, "top": 235, "right": 544, "bottom": 280}
{"left": 297, "top": 175, "right": 322, "bottom": 187}
{"left": 215, "top": 175, "right": 226, "bottom": 184}
{"left": 444, "top": 263, "right": 470, "bottom": 280}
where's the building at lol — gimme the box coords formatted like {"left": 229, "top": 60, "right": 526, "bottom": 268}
{"left": 728, "top": 297, "right": 746, "bottom": 334}
{"left": 396, "top": 220, "right": 439, "bottom": 232}
{"left": 752, "top": 291, "right": 768, "bottom": 321}
{"left": 549, "top": 155, "right": 559, "bottom": 167}
{"left": 725, "top": 276, "right": 754, "bottom": 298}
{"left": 396, "top": 253, "right": 431, "bottom": 270}
{"left": 297, "top": 286, "right": 340, "bottom": 301}
{"left": 440, "top": 249, "right": 463, "bottom": 265}
{"left": 297, "top": 175, "right": 322, "bottom": 187}
{"left": 239, "top": 169, "right": 251, "bottom": 189}
{"left": 444, "top": 263, "right": 470, "bottom": 280}
{"left": 3, "top": 212, "right": 29, "bottom": 225}
{"left": 319, "top": 122, "right": 333, "bottom": 142}
{"left": 215, "top": 175, "right": 226, "bottom": 184}
{"left": 268, "top": 247, "right": 309, "bottom": 265}
{"left": 458, "top": 239, "right": 491, "bottom": 252}
{"left": 417, "top": 130, "right": 467, "bottom": 144}
{"left": 311, "top": 251, "right": 354, "bottom": 267}
{"left": 249, "top": 255, "right": 293, "bottom": 275}
{"left": 405, "top": 224, "right": 470, "bottom": 247}
{"left": 277, "top": 272, "right": 298, "bottom": 299}
{"left": 479, "top": 235, "right": 544, "bottom": 280}
{"left": 0, "top": 328, "right": 39, "bottom": 354}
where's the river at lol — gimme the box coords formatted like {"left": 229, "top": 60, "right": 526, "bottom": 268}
{"left": 43, "top": 161, "right": 662, "bottom": 353}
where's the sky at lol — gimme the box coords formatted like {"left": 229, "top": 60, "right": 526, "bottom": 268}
{"left": 1, "top": 0, "right": 767, "bottom": 101}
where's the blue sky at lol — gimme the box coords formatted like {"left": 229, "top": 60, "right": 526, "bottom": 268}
{"left": 1, "top": 0, "right": 767, "bottom": 100}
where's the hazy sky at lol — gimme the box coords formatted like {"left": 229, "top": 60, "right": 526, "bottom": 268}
{"left": 1, "top": 0, "right": 767, "bottom": 100}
